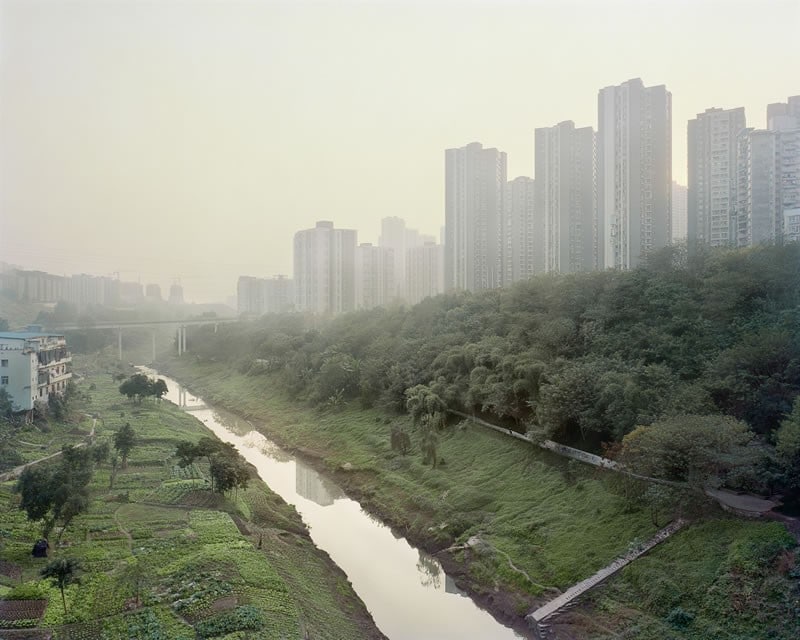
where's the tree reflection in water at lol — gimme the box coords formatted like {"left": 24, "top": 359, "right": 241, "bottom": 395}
{"left": 416, "top": 550, "right": 442, "bottom": 590}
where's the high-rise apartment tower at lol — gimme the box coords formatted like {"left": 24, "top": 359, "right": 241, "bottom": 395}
{"left": 535, "top": 121, "right": 596, "bottom": 273}
{"left": 444, "top": 142, "right": 507, "bottom": 291}
{"left": 597, "top": 78, "right": 672, "bottom": 268}
{"left": 687, "top": 107, "right": 746, "bottom": 247}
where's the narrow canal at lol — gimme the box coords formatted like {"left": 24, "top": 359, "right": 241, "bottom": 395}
{"left": 141, "top": 367, "right": 526, "bottom": 640}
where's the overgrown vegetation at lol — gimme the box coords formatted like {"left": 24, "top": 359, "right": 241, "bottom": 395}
{"left": 0, "top": 356, "right": 384, "bottom": 639}
{"left": 162, "top": 242, "right": 800, "bottom": 638}
{"left": 182, "top": 243, "right": 800, "bottom": 502}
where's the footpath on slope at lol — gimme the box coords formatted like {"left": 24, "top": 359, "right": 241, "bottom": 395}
{"left": 450, "top": 410, "right": 779, "bottom": 517}
{"left": 0, "top": 416, "right": 97, "bottom": 482}
{"left": 526, "top": 518, "right": 687, "bottom": 628}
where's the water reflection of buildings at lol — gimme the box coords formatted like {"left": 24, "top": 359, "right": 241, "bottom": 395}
{"left": 295, "top": 464, "right": 344, "bottom": 506}
{"left": 445, "top": 575, "right": 465, "bottom": 596}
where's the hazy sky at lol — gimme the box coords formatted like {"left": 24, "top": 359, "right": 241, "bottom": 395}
{"left": 1, "top": 0, "right": 798, "bottom": 302}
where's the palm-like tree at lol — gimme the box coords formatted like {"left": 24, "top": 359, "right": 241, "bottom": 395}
{"left": 40, "top": 558, "right": 81, "bottom": 614}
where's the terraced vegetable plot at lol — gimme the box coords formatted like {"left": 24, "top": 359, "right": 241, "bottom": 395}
{"left": 0, "top": 357, "right": 383, "bottom": 640}
{"left": 0, "top": 599, "right": 47, "bottom": 626}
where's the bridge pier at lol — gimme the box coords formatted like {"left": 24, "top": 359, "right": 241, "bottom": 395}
{"left": 176, "top": 325, "right": 188, "bottom": 356}
{"left": 118, "top": 328, "right": 123, "bottom": 361}
{"left": 151, "top": 330, "right": 156, "bottom": 363}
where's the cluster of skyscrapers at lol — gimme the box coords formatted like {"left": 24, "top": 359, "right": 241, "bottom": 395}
{"left": 446, "top": 80, "right": 799, "bottom": 294}
{"left": 688, "top": 96, "right": 800, "bottom": 247}
{"left": 238, "top": 218, "right": 442, "bottom": 316}
{"left": 0, "top": 264, "right": 184, "bottom": 307}
{"left": 240, "top": 80, "right": 798, "bottom": 316}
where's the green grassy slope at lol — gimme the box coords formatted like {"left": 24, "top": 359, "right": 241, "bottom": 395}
{"left": 0, "top": 355, "right": 384, "bottom": 640}
{"left": 160, "top": 358, "right": 800, "bottom": 639}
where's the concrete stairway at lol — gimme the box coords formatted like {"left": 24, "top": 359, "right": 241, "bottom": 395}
{"left": 526, "top": 518, "right": 687, "bottom": 626}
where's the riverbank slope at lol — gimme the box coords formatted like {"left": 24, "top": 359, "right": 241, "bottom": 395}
{"left": 159, "top": 357, "right": 798, "bottom": 639}
{"left": 0, "top": 355, "right": 385, "bottom": 640}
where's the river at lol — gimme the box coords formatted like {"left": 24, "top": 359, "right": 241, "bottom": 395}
{"left": 141, "top": 367, "right": 526, "bottom": 640}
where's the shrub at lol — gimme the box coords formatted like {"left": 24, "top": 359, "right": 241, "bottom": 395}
{"left": 6, "top": 582, "right": 49, "bottom": 600}
{"left": 195, "top": 605, "right": 265, "bottom": 637}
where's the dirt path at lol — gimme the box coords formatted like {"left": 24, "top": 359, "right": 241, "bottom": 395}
{"left": 0, "top": 416, "right": 97, "bottom": 483}
{"left": 113, "top": 507, "right": 133, "bottom": 552}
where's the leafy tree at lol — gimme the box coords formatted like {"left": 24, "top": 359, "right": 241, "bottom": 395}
{"left": 707, "top": 328, "right": 800, "bottom": 434}
{"left": 113, "top": 422, "right": 137, "bottom": 468}
{"left": 119, "top": 558, "right": 151, "bottom": 607}
{"left": 405, "top": 385, "right": 447, "bottom": 429}
{"left": 91, "top": 441, "right": 110, "bottom": 465}
{"left": 618, "top": 415, "right": 760, "bottom": 489}
{"left": 151, "top": 378, "right": 168, "bottom": 399}
{"left": 390, "top": 425, "right": 412, "bottom": 455}
{"left": 419, "top": 422, "right": 439, "bottom": 468}
{"left": 50, "top": 446, "right": 94, "bottom": 540}
{"left": 119, "top": 374, "right": 151, "bottom": 403}
{"left": 16, "top": 466, "right": 57, "bottom": 525}
{"left": 0, "top": 387, "right": 14, "bottom": 420}
{"left": 174, "top": 438, "right": 249, "bottom": 494}
{"left": 41, "top": 558, "right": 81, "bottom": 614}
{"left": 775, "top": 397, "right": 800, "bottom": 501}
{"left": 16, "top": 446, "right": 94, "bottom": 539}
{"left": 118, "top": 374, "right": 167, "bottom": 404}
{"left": 174, "top": 440, "right": 198, "bottom": 468}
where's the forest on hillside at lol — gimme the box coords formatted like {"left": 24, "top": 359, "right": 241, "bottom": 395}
{"left": 186, "top": 243, "right": 800, "bottom": 504}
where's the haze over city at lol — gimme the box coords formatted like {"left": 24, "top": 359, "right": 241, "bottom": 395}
{"left": 1, "top": 0, "right": 798, "bottom": 302}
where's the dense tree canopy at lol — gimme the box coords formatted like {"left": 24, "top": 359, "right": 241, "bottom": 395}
{"left": 174, "top": 437, "right": 250, "bottom": 494}
{"left": 183, "top": 243, "right": 800, "bottom": 496}
{"left": 119, "top": 374, "right": 168, "bottom": 403}
{"left": 16, "top": 445, "right": 97, "bottom": 539}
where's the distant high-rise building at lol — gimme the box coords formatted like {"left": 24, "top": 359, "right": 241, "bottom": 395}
{"left": 237, "top": 276, "right": 263, "bottom": 316}
{"left": 767, "top": 95, "right": 800, "bottom": 130}
{"left": 503, "top": 176, "right": 538, "bottom": 282}
{"left": 293, "top": 221, "right": 356, "bottom": 315}
{"left": 355, "top": 243, "right": 394, "bottom": 310}
{"left": 237, "top": 275, "right": 294, "bottom": 316}
{"left": 66, "top": 274, "right": 111, "bottom": 307}
{"left": 145, "top": 283, "right": 162, "bottom": 301}
{"left": 735, "top": 128, "right": 781, "bottom": 247}
{"left": 5, "top": 270, "right": 64, "bottom": 303}
{"left": 119, "top": 281, "right": 144, "bottom": 305}
{"left": 263, "top": 275, "right": 294, "bottom": 313}
{"left": 687, "top": 107, "right": 746, "bottom": 247}
{"left": 768, "top": 96, "right": 800, "bottom": 243}
{"left": 535, "top": 121, "right": 596, "bottom": 273}
{"left": 168, "top": 283, "right": 184, "bottom": 304}
{"left": 598, "top": 78, "right": 671, "bottom": 268}
{"left": 378, "top": 217, "right": 428, "bottom": 300}
{"left": 406, "top": 242, "right": 444, "bottom": 305}
{"left": 671, "top": 182, "right": 688, "bottom": 242}
{"left": 444, "top": 142, "right": 507, "bottom": 291}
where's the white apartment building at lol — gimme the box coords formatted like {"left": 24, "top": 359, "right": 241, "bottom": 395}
{"left": 355, "top": 243, "right": 394, "bottom": 310}
{"left": 535, "top": 121, "right": 596, "bottom": 274}
{"left": 237, "top": 275, "right": 294, "bottom": 316}
{"left": 768, "top": 96, "right": 800, "bottom": 243}
{"left": 671, "top": 182, "right": 688, "bottom": 242}
{"left": 598, "top": 78, "right": 672, "bottom": 269}
{"left": 378, "top": 217, "right": 429, "bottom": 301}
{"left": 735, "top": 129, "right": 781, "bottom": 247}
{"left": 444, "top": 142, "right": 507, "bottom": 291}
{"left": 294, "top": 221, "right": 357, "bottom": 315}
{"left": 503, "top": 176, "right": 539, "bottom": 283}
{"left": 687, "top": 107, "right": 746, "bottom": 247}
{"left": 0, "top": 330, "right": 72, "bottom": 412}
{"left": 406, "top": 242, "right": 444, "bottom": 305}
